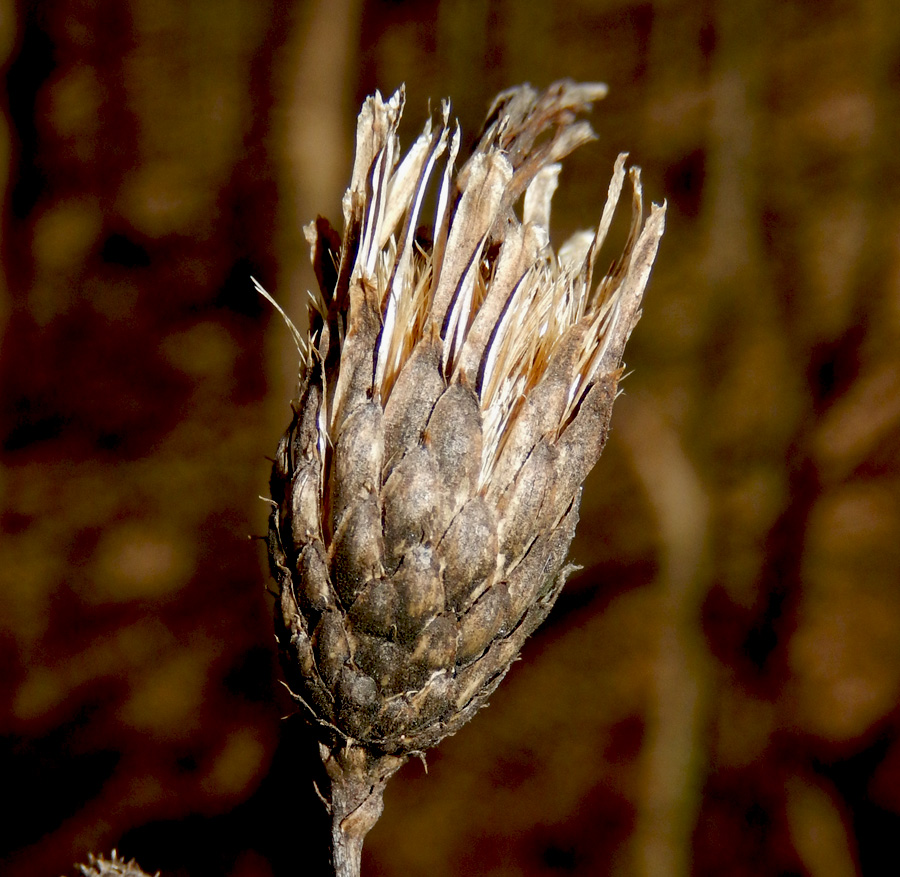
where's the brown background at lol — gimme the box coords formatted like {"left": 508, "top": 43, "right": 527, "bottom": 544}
{"left": 3, "top": 1, "right": 900, "bottom": 875}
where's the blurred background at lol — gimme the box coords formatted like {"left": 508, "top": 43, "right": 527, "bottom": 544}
{"left": 2, "top": 0, "right": 899, "bottom": 875}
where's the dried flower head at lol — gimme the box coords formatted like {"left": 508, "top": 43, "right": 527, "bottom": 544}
{"left": 75, "top": 851, "right": 158, "bottom": 877}
{"left": 264, "top": 80, "right": 664, "bottom": 874}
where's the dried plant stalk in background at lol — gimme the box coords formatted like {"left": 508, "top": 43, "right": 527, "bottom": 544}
{"left": 265, "top": 80, "right": 665, "bottom": 876}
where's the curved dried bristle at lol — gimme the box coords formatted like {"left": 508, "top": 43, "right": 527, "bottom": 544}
{"left": 267, "top": 80, "right": 665, "bottom": 758}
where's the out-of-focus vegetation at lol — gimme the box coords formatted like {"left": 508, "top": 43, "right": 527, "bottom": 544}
{"left": 2, "top": 1, "right": 899, "bottom": 875}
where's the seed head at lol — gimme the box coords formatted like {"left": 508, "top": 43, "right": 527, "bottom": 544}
{"left": 75, "top": 851, "right": 158, "bottom": 877}
{"left": 266, "top": 81, "right": 665, "bottom": 759}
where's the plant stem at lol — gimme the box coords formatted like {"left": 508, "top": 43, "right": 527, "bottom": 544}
{"left": 320, "top": 743, "right": 404, "bottom": 877}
